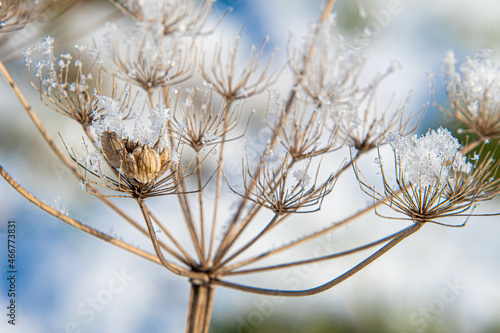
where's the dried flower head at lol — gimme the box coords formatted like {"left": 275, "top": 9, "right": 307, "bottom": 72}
{"left": 167, "top": 87, "right": 247, "bottom": 151}
{"left": 112, "top": 0, "right": 218, "bottom": 36}
{"left": 289, "top": 16, "right": 367, "bottom": 106}
{"left": 235, "top": 145, "right": 337, "bottom": 215}
{"left": 437, "top": 49, "right": 500, "bottom": 140}
{"left": 269, "top": 96, "right": 342, "bottom": 160}
{"left": 199, "top": 34, "right": 280, "bottom": 102}
{"left": 24, "top": 36, "right": 103, "bottom": 127}
{"left": 104, "top": 23, "right": 195, "bottom": 92}
{"left": 354, "top": 128, "right": 499, "bottom": 225}
{"left": 72, "top": 96, "right": 190, "bottom": 198}
{"left": 340, "top": 90, "right": 423, "bottom": 154}
{"left": 100, "top": 130, "right": 171, "bottom": 186}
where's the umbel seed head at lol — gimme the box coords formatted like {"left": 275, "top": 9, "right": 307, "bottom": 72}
{"left": 101, "top": 130, "right": 171, "bottom": 186}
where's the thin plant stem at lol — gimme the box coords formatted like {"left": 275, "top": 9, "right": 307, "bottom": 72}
{"left": 0, "top": 164, "right": 161, "bottom": 265}
{"left": 137, "top": 198, "right": 209, "bottom": 281}
{"left": 212, "top": 223, "right": 422, "bottom": 296}
{"left": 207, "top": 99, "right": 233, "bottom": 265}
{"left": 224, "top": 226, "right": 410, "bottom": 275}
{"left": 196, "top": 153, "right": 207, "bottom": 267}
{"left": 178, "top": 187, "right": 206, "bottom": 263}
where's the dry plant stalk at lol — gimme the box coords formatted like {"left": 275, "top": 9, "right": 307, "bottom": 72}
{"left": 0, "top": 0, "right": 36, "bottom": 33}
{"left": 1, "top": 0, "right": 500, "bottom": 332}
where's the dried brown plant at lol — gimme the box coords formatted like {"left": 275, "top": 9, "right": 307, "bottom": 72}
{"left": 0, "top": 0, "right": 36, "bottom": 33}
{"left": 0, "top": 1, "right": 499, "bottom": 333}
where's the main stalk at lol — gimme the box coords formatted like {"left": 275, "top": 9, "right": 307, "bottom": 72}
{"left": 185, "top": 282, "right": 215, "bottom": 333}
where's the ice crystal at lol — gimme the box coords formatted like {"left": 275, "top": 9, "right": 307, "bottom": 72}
{"left": 92, "top": 95, "right": 171, "bottom": 149}
{"left": 292, "top": 169, "right": 311, "bottom": 188}
{"left": 79, "top": 148, "right": 104, "bottom": 173}
{"left": 444, "top": 49, "right": 500, "bottom": 112}
{"left": 202, "top": 130, "right": 218, "bottom": 146}
{"left": 387, "top": 128, "right": 470, "bottom": 188}
{"left": 92, "top": 94, "right": 126, "bottom": 138}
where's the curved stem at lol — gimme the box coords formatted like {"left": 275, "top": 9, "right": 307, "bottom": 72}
{"left": 0, "top": 164, "right": 160, "bottom": 265}
{"left": 137, "top": 198, "right": 209, "bottom": 281}
{"left": 212, "top": 223, "right": 422, "bottom": 296}
{"left": 224, "top": 226, "right": 411, "bottom": 275}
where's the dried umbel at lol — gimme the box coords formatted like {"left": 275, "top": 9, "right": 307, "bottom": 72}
{"left": 104, "top": 23, "right": 195, "bottom": 92}
{"left": 24, "top": 36, "right": 104, "bottom": 128}
{"left": 167, "top": 88, "right": 247, "bottom": 151}
{"left": 354, "top": 128, "right": 500, "bottom": 226}
{"left": 199, "top": 34, "right": 280, "bottom": 102}
{"left": 101, "top": 130, "right": 171, "bottom": 186}
{"left": 268, "top": 96, "right": 342, "bottom": 160}
{"left": 435, "top": 49, "right": 500, "bottom": 141}
{"left": 289, "top": 16, "right": 367, "bottom": 105}
{"left": 112, "top": 0, "right": 218, "bottom": 36}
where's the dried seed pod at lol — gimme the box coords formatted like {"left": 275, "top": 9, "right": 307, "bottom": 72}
{"left": 100, "top": 130, "right": 173, "bottom": 186}
{"left": 119, "top": 145, "right": 163, "bottom": 185}
{"left": 160, "top": 147, "right": 169, "bottom": 162}
{"left": 101, "top": 131, "right": 126, "bottom": 169}
{"left": 134, "top": 145, "right": 162, "bottom": 184}
{"left": 122, "top": 150, "right": 139, "bottom": 181}
{"left": 159, "top": 147, "right": 170, "bottom": 169}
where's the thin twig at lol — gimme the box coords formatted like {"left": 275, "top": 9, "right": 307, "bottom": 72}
{"left": 137, "top": 199, "right": 209, "bottom": 281}
{"left": 224, "top": 227, "right": 410, "bottom": 275}
{"left": 0, "top": 164, "right": 160, "bottom": 265}
{"left": 212, "top": 223, "right": 422, "bottom": 296}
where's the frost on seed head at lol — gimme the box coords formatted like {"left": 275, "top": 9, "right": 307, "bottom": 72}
{"left": 386, "top": 128, "right": 470, "bottom": 188}
{"left": 443, "top": 49, "right": 500, "bottom": 117}
{"left": 92, "top": 95, "right": 170, "bottom": 148}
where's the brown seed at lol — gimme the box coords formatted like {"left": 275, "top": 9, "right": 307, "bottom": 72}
{"left": 101, "top": 130, "right": 172, "bottom": 186}
{"left": 122, "top": 151, "right": 139, "bottom": 181}
{"left": 136, "top": 146, "right": 161, "bottom": 184}
{"left": 159, "top": 147, "right": 170, "bottom": 168}
{"left": 101, "top": 131, "right": 126, "bottom": 169}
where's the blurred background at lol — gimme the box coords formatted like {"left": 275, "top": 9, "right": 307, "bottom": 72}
{"left": 1, "top": 0, "right": 500, "bottom": 332}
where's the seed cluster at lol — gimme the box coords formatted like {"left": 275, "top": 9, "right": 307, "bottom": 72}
{"left": 101, "top": 130, "right": 171, "bottom": 186}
